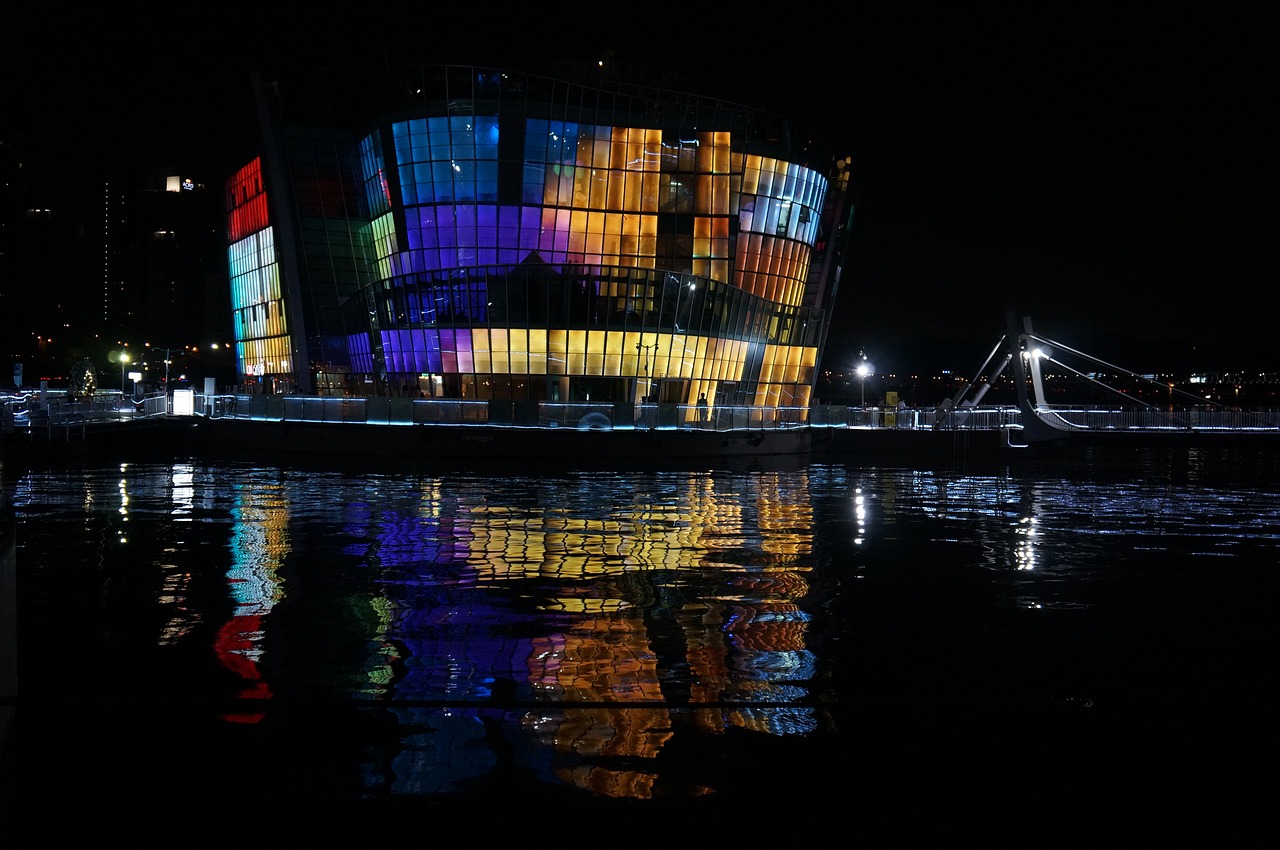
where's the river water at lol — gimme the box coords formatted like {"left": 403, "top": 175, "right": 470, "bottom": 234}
{"left": 1, "top": 445, "right": 1274, "bottom": 838}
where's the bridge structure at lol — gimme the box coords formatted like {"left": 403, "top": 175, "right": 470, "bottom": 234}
{"left": 947, "top": 313, "right": 1280, "bottom": 444}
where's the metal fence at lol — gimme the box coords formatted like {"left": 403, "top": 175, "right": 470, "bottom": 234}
{"left": 7, "top": 391, "right": 1280, "bottom": 437}
{"left": 2, "top": 390, "right": 169, "bottom": 438}
{"left": 1042, "top": 406, "right": 1280, "bottom": 431}
{"left": 203, "top": 394, "right": 817, "bottom": 432}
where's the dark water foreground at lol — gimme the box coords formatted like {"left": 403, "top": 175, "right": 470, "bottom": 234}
{"left": 1, "top": 446, "right": 1274, "bottom": 840}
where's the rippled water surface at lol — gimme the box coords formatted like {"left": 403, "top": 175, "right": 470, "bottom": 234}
{"left": 3, "top": 446, "right": 1275, "bottom": 837}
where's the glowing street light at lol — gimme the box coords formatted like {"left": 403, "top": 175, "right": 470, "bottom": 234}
{"left": 120, "top": 352, "right": 131, "bottom": 394}
{"left": 855, "top": 352, "right": 874, "bottom": 407}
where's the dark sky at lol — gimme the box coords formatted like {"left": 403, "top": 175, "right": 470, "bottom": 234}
{"left": 8, "top": 7, "right": 1277, "bottom": 374}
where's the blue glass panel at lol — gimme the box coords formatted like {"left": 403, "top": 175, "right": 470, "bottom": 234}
{"left": 522, "top": 163, "right": 545, "bottom": 204}
{"left": 452, "top": 161, "right": 476, "bottom": 201}
{"left": 437, "top": 219, "right": 456, "bottom": 248}
{"left": 419, "top": 222, "right": 438, "bottom": 249}
{"left": 424, "top": 329, "right": 443, "bottom": 372}
{"left": 477, "top": 116, "right": 500, "bottom": 156}
{"left": 348, "top": 333, "right": 373, "bottom": 372}
{"left": 432, "top": 162, "right": 454, "bottom": 201}
{"left": 392, "top": 120, "right": 412, "bottom": 156}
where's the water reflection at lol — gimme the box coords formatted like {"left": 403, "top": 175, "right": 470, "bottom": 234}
{"left": 327, "top": 470, "right": 824, "bottom": 798}
{"left": 6, "top": 447, "right": 1277, "bottom": 811}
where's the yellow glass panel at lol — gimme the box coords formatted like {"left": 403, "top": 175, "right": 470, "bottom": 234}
{"left": 653, "top": 350, "right": 670, "bottom": 377}
{"left": 492, "top": 328, "right": 513, "bottom": 373}
{"left": 472, "top": 330, "right": 491, "bottom": 373}
{"left": 712, "top": 175, "right": 730, "bottom": 215}
{"left": 622, "top": 172, "right": 643, "bottom": 211}
{"left": 641, "top": 172, "right": 660, "bottom": 211}
{"left": 541, "top": 164, "right": 559, "bottom": 206}
{"left": 606, "top": 169, "right": 626, "bottom": 209}
{"left": 586, "top": 230, "right": 603, "bottom": 258}
{"left": 695, "top": 133, "right": 713, "bottom": 171}
{"left": 589, "top": 167, "right": 608, "bottom": 208}
{"left": 712, "top": 134, "right": 731, "bottom": 172}
{"left": 546, "top": 330, "right": 565, "bottom": 375}
{"left": 742, "top": 157, "right": 760, "bottom": 194}
{"left": 694, "top": 174, "right": 711, "bottom": 215}
{"left": 641, "top": 130, "right": 661, "bottom": 172}
{"left": 610, "top": 128, "right": 628, "bottom": 170}
{"left": 591, "top": 126, "right": 611, "bottom": 169}
{"left": 567, "top": 216, "right": 587, "bottom": 256}
{"left": 711, "top": 258, "right": 728, "bottom": 282}
{"left": 566, "top": 330, "right": 587, "bottom": 374}
{"left": 602, "top": 233, "right": 620, "bottom": 264}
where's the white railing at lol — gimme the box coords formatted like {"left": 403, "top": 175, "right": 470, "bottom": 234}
{"left": 8, "top": 392, "right": 1279, "bottom": 438}
{"left": 184, "top": 395, "right": 1280, "bottom": 434}
{"left": 201, "top": 394, "right": 820, "bottom": 432}
{"left": 1043, "top": 406, "right": 1280, "bottom": 431}
{"left": 4, "top": 391, "right": 170, "bottom": 428}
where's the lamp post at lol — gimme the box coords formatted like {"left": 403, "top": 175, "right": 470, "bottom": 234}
{"left": 120, "top": 352, "right": 131, "bottom": 395}
{"left": 636, "top": 342, "right": 657, "bottom": 400}
{"left": 855, "top": 353, "right": 874, "bottom": 408}
{"left": 146, "top": 344, "right": 181, "bottom": 391}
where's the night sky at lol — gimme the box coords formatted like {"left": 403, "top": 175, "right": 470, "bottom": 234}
{"left": 8, "top": 7, "right": 1277, "bottom": 376}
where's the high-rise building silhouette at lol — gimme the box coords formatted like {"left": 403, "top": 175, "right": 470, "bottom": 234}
{"left": 2, "top": 132, "right": 230, "bottom": 389}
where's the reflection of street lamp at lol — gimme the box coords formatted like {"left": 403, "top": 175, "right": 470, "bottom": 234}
{"left": 856, "top": 352, "right": 874, "bottom": 407}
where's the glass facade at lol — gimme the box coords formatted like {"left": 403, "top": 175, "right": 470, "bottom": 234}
{"left": 225, "top": 65, "right": 852, "bottom": 414}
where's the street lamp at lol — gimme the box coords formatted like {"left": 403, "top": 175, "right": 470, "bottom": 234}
{"left": 120, "top": 352, "right": 131, "bottom": 395}
{"left": 636, "top": 342, "right": 657, "bottom": 400}
{"left": 855, "top": 353, "right": 874, "bottom": 407}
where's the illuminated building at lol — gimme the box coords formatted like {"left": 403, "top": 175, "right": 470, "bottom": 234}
{"left": 225, "top": 64, "right": 852, "bottom": 417}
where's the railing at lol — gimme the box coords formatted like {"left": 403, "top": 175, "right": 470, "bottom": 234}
{"left": 8, "top": 392, "right": 1280, "bottom": 438}
{"left": 164, "top": 395, "right": 1280, "bottom": 434}
{"left": 1043, "top": 406, "right": 1280, "bottom": 431}
{"left": 203, "top": 394, "right": 818, "bottom": 432}
{"left": 2, "top": 391, "right": 171, "bottom": 440}
{"left": 199, "top": 395, "right": 1040, "bottom": 432}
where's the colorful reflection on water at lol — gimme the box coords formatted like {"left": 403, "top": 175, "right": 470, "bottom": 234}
{"left": 8, "top": 461, "right": 839, "bottom": 801}
{"left": 4, "top": 446, "right": 1277, "bottom": 810}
